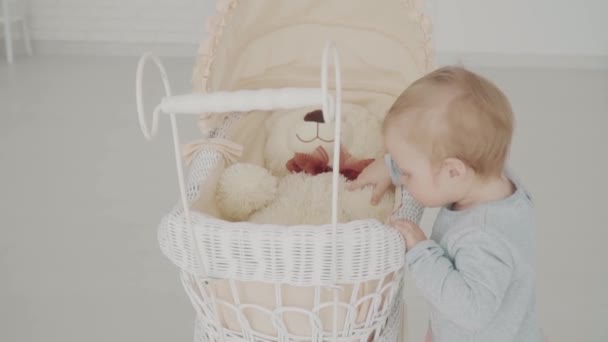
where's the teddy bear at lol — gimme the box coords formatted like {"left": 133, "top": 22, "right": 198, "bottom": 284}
{"left": 214, "top": 103, "right": 394, "bottom": 226}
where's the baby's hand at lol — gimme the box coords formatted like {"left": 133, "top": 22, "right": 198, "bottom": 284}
{"left": 347, "top": 158, "right": 393, "bottom": 205}
{"left": 390, "top": 219, "right": 427, "bottom": 250}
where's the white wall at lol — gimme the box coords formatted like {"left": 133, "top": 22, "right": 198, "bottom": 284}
{"left": 21, "top": 0, "right": 608, "bottom": 66}
{"left": 26, "top": 0, "right": 213, "bottom": 54}
{"left": 428, "top": 0, "right": 608, "bottom": 56}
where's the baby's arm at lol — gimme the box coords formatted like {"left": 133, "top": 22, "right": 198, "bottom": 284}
{"left": 347, "top": 156, "right": 393, "bottom": 205}
{"left": 406, "top": 229, "right": 514, "bottom": 332}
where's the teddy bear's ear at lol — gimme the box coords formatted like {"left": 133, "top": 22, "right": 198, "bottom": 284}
{"left": 265, "top": 106, "right": 320, "bottom": 131}
{"left": 340, "top": 102, "right": 370, "bottom": 118}
{"left": 342, "top": 104, "right": 385, "bottom": 160}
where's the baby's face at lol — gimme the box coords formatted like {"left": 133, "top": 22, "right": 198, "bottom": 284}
{"left": 384, "top": 129, "right": 455, "bottom": 208}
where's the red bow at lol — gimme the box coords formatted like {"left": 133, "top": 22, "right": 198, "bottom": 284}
{"left": 286, "top": 146, "right": 374, "bottom": 181}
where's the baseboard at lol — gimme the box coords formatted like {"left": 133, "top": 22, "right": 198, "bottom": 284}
{"left": 4, "top": 40, "right": 608, "bottom": 70}
{"left": 436, "top": 51, "right": 608, "bottom": 70}
{"left": 15, "top": 40, "right": 200, "bottom": 57}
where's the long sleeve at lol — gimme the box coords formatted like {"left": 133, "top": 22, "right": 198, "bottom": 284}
{"left": 405, "top": 230, "right": 515, "bottom": 332}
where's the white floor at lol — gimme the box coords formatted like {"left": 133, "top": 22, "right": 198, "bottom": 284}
{"left": 1, "top": 56, "right": 607, "bottom": 342}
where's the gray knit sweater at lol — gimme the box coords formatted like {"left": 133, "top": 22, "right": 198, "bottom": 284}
{"left": 406, "top": 177, "right": 544, "bottom": 341}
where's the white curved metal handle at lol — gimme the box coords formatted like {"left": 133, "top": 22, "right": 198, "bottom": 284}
{"left": 160, "top": 88, "right": 325, "bottom": 114}
{"left": 136, "top": 52, "right": 171, "bottom": 141}
{"left": 136, "top": 52, "right": 190, "bottom": 221}
{"left": 321, "top": 42, "right": 342, "bottom": 231}
{"left": 321, "top": 41, "right": 343, "bottom": 340}
{"left": 136, "top": 52, "right": 209, "bottom": 278}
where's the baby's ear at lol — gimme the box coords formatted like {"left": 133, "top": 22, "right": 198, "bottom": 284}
{"left": 443, "top": 158, "right": 467, "bottom": 179}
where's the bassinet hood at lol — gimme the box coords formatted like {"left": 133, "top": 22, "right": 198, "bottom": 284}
{"left": 193, "top": 0, "right": 434, "bottom": 119}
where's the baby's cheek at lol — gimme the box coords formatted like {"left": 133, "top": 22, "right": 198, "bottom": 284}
{"left": 383, "top": 138, "right": 396, "bottom": 151}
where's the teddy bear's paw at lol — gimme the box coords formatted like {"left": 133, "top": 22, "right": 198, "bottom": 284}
{"left": 216, "top": 163, "right": 277, "bottom": 221}
{"left": 342, "top": 186, "right": 395, "bottom": 223}
{"left": 248, "top": 173, "right": 348, "bottom": 225}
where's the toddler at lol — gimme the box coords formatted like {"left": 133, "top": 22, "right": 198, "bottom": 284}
{"left": 349, "top": 66, "right": 543, "bottom": 341}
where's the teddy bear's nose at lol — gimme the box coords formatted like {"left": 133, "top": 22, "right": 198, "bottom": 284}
{"left": 304, "top": 110, "right": 325, "bottom": 123}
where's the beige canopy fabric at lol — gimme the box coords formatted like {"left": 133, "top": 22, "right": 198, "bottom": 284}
{"left": 192, "top": 0, "right": 434, "bottom": 135}
{"left": 187, "top": 0, "right": 435, "bottom": 214}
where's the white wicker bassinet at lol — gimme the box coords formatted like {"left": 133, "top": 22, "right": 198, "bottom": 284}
{"left": 137, "top": 0, "right": 434, "bottom": 341}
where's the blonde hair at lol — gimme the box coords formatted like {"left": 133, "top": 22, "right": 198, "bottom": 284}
{"left": 384, "top": 65, "right": 514, "bottom": 178}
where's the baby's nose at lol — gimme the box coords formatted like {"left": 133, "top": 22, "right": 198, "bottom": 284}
{"left": 304, "top": 110, "right": 325, "bottom": 123}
